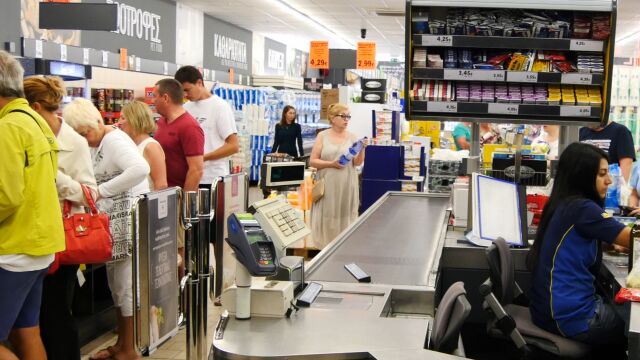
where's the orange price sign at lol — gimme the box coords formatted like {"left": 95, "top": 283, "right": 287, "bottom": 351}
{"left": 356, "top": 42, "right": 376, "bottom": 70}
{"left": 119, "top": 48, "right": 128, "bottom": 70}
{"left": 309, "top": 41, "right": 329, "bottom": 69}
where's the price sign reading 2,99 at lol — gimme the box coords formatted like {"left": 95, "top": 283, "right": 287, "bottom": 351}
{"left": 309, "top": 41, "right": 329, "bottom": 70}
{"left": 357, "top": 42, "right": 377, "bottom": 70}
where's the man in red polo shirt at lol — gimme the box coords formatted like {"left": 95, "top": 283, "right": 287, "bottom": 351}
{"left": 153, "top": 78, "right": 204, "bottom": 191}
{"left": 152, "top": 79, "right": 204, "bottom": 275}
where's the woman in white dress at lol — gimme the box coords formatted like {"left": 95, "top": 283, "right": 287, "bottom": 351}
{"left": 310, "top": 103, "right": 365, "bottom": 249}
{"left": 64, "top": 98, "right": 149, "bottom": 360}
{"left": 119, "top": 100, "right": 167, "bottom": 191}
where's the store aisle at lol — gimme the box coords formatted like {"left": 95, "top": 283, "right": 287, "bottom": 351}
{"left": 81, "top": 300, "right": 225, "bottom": 359}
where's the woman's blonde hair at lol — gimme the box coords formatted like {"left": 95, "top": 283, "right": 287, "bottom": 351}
{"left": 327, "top": 103, "right": 349, "bottom": 123}
{"left": 23, "top": 76, "right": 65, "bottom": 112}
{"left": 122, "top": 100, "right": 156, "bottom": 134}
{"left": 63, "top": 98, "right": 103, "bottom": 130}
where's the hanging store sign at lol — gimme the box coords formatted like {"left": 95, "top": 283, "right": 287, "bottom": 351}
{"left": 309, "top": 41, "right": 329, "bottom": 69}
{"left": 80, "top": 0, "right": 176, "bottom": 63}
{"left": 356, "top": 41, "right": 376, "bottom": 70}
{"left": 264, "top": 37, "right": 286, "bottom": 75}
{"left": 203, "top": 15, "right": 252, "bottom": 77}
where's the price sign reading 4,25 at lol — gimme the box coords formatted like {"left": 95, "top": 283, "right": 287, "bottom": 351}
{"left": 570, "top": 39, "right": 603, "bottom": 52}
{"left": 309, "top": 41, "right": 329, "bottom": 69}
{"left": 489, "top": 103, "right": 519, "bottom": 115}
{"left": 561, "top": 73, "right": 593, "bottom": 85}
{"left": 357, "top": 41, "right": 376, "bottom": 70}
{"left": 422, "top": 35, "right": 453, "bottom": 47}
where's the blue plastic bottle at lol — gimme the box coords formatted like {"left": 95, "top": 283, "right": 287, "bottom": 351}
{"left": 338, "top": 139, "right": 365, "bottom": 166}
{"left": 605, "top": 163, "right": 620, "bottom": 211}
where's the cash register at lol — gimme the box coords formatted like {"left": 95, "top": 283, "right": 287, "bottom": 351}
{"left": 222, "top": 210, "right": 307, "bottom": 319}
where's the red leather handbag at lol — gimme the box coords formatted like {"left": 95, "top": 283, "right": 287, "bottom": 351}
{"left": 58, "top": 184, "right": 113, "bottom": 265}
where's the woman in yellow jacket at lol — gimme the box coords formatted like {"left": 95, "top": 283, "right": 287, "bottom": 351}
{"left": 0, "top": 50, "right": 64, "bottom": 360}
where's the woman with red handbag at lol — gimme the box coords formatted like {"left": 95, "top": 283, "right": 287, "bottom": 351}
{"left": 64, "top": 98, "right": 149, "bottom": 360}
{"left": 23, "top": 76, "right": 98, "bottom": 360}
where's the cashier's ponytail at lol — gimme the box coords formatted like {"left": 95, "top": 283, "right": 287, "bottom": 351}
{"left": 526, "top": 142, "right": 609, "bottom": 271}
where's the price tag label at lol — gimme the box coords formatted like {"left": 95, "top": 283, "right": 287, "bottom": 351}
{"left": 427, "top": 101, "right": 458, "bottom": 113}
{"left": 357, "top": 41, "right": 376, "bottom": 70}
{"left": 83, "top": 48, "right": 90, "bottom": 65}
{"left": 60, "top": 44, "right": 67, "bottom": 61}
{"left": 101, "top": 51, "right": 109, "bottom": 67}
{"left": 135, "top": 57, "right": 141, "bottom": 71}
{"left": 507, "top": 71, "right": 538, "bottom": 83}
{"left": 488, "top": 103, "right": 519, "bottom": 115}
{"left": 561, "top": 73, "right": 593, "bottom": 85}
{"left": 35, "top": 40, "right": 43, "bottom": 59}
{"left": 421, "top": 35, "right": 453, "bottom": 46}
{"left": 560, "top": 106, "right": 592, "bottom": 117}
{"left": 239, "top": 74, "right": 243, "bottom": 85}
{"left": 570, "top": 39, "right": 603, "bottom": 52}
{"left": 246, "top": 76, "right": 251, "bottom": 85}
{"left": 445, "top": 69, "right": 505, "bottom": 81}
{"left": 163, "top": 62, "right": 168, "bottom": 75}
{"left": 309, "top": 40, "right": 329, "bottom": 69}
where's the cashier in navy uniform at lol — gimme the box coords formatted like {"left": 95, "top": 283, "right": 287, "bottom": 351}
{"left": 527, "top": 142, "right": 630, "bottom": 349}
{"left": 579, "top": 120, "right": 635, "bottom": 183}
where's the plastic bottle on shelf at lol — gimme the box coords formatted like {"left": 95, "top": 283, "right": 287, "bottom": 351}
{"left": 338, "top": 138, "right": 366, "bottom": 166}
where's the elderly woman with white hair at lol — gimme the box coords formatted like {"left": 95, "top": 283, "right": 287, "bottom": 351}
{"left": 63, "top": 98, "right": 149, "bottom": 360}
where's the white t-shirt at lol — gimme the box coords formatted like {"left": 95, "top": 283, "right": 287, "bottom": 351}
{"left": 184, "top": 95, "right": 237, "bottom": 184}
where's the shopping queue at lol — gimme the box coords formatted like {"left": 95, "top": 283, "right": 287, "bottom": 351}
{"left": 0, "top": 51, "right": 242, "bottom": 360}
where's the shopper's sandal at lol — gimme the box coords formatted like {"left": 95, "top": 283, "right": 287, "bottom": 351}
{"left": 89, "top": 345, "right": 117, "bottom": 360}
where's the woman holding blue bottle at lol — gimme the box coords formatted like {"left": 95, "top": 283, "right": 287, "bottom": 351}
{"left": 309, "top": 103, "right": 365, "bottom": 249}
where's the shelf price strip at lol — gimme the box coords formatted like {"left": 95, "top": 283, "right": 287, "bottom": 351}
{"left": 569, "top": 39, "right": 604, "bottom": 52}
{"left": 560, "top": 106, "right": 592, "bottom": 117}
{"left": 357, "top": 42, "right": 376, "bottom": 70}
{"left": 427, "top": 102, "right": 458, "bottom": 113}
{"left": 444, "top": 69, "right": 505, "bottom": 81}
{"left": 507, "top": 71, "right": 539, "bottom": 83}
{"left": 488, "top": 103, "right": 519, "bottom": 115}
{"left": 309, "top": 41, "right": 329, "bottom": 69}
{"left": 561, "top": 73, "right": 593, "bottom": 85}
{"left": 421, "top": 35, "right": 453, "bottom": 46}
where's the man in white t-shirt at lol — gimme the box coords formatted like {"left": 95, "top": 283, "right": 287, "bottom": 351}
{"left": 175, "top": 66, "right": 239, "bottom": 187}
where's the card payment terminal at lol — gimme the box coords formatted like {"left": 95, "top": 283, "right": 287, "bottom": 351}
{"left": 226, "top": 213, "right": 277, "bottom": 276}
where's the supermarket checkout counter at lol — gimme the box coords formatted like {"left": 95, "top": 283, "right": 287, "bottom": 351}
{"left": 211, "top": 192, "right": 462, "bottom": 359}
{"left": 441, "top": 228, "right": 640, "bottom": 358}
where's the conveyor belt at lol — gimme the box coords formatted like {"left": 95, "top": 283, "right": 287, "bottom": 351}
{"left": 307, "top": 192, "right": 450, "bottom": 287}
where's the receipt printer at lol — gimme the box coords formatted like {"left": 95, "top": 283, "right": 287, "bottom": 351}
{"left": 267, "top": 256, "right": 305, "bottom": 293}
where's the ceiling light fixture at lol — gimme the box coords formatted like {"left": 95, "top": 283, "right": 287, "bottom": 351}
{"left": 616, "top": 29, "right": 640, "bottom": 46}
{"left": 270, "top": 0, "right": 356, "bottom": 48}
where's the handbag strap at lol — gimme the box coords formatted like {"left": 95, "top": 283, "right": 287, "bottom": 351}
{"left": 81, "top": 184, "right": 99, "bottom": 215}
{"left": 63, "top": 184, "right": 98, "bottom": 217}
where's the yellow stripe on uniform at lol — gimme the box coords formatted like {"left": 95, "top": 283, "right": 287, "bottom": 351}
{"left": 549, "top": 224, "right": 575, "bottom": 337}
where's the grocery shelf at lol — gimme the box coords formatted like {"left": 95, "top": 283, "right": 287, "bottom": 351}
{"left": 412, "top": 35, "right": 605, "bottom": 52}
{"left": 412, "top": 68, "right": 604, "bottom": 85}
{"left": 411, "top": 100, "right": 601, "bottom": 119}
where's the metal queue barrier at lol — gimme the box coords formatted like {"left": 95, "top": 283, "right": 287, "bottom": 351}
{"left": 132, "top": 186, "right": 213, "bottom": 359}
{"left": 132, "top": 187, "right": 181, "bottom": 356}
{"left": 212, "top": 173, "right": 249, "bottom": 299}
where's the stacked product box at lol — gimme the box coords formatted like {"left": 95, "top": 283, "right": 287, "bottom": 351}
{"left": 250, "top": 135, "right": 270, "bottom": 181}
{"left": 428, "top": 160, "right": 461, "bottom": 193}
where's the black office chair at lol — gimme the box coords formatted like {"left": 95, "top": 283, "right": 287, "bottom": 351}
{"left": 428, "top": 281, "right": 472, "bottom": 356}
{"left": 479, "top": 238, "right": 590, "bottom": 359}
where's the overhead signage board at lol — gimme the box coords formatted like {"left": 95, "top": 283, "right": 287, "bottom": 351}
{"left": 264, "top": 37, "right": 286, "bottom": 75}
{"left": 203, "top": 15, "right": 252, "bottom": 77}
{"left": 80, "top": 0, "right": 177, "bottom": 63}
{"left": 309, "top": 41, "right": 329, "bottom": 69}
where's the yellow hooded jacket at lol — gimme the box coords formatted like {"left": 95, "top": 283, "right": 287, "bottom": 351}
{"left": 0, "top": 98, "right": 64, "bottom": 256}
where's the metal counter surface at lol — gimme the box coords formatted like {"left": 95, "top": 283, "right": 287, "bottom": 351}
{"left": 307, "top": 193, "right": 450, "bottom": 288}
{"left": 600, "top": 254, "right": 640, "bottom": 360}
{"left": 212, "top": 193, "right": 457, "bottom": 359}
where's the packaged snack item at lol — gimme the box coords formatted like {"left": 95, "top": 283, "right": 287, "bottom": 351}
{"left": 591, "top": 14, "right": 610, "bottom": 40}
{"left": 573, "top": 13, "right": 591, "bottom": 39}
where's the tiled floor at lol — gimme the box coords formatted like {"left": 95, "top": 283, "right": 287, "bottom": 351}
{"left": 81, "top": 300, "right": 225, "bottom": 359}
{"left": 81, "top": 186, "right": 263, "bottom": 359}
